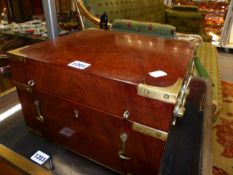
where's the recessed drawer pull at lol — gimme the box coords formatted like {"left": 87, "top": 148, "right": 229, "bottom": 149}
{"left": 118, "top": 133, "right": 131, "bottom": 160}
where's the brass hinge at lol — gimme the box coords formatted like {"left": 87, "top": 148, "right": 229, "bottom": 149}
{"left": 132, "top": 122, "right": 168, "bottom": 142}
{"left": 137, "top": 78, "right": 183, "bottom": 104}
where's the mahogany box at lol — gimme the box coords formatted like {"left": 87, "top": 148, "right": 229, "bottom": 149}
{"left": 7, "top": 30, "right": 208, "bottom": 174}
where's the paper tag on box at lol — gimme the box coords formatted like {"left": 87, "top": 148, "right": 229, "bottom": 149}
{"left": 149, "top": 70, "right": 167, "bottom": 78}
{"left": 68, "top": 60, "right": 91, "bottom": 70}
{"left": 30, "top": 150, "right": 50, "bottom": 165}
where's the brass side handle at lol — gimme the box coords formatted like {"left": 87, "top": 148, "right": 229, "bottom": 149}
{"left": 172, "top": 76, "right": 193, "bottom": 125}
{"left": 118, "top": 133, "right": 131, "bottom": 160}
{"left": 34, "top": 99, "right": 44, "bottom": 123}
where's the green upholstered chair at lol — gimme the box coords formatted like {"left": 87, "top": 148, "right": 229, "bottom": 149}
{"left": 75, "top": 0, "right": 211, "bottom": 41}
{"left": 196, "top": 42, "right": 223, "bottom": 118}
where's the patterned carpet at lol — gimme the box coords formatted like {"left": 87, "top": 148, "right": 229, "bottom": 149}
{"left": 213, "top": 81, "right": 233, "bottom": 175}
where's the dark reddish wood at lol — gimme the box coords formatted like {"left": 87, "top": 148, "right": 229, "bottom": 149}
{"left": 8, "top": 30, "right": 194, "bottom": 131}
{"left": 19, "top": 30, "right": 194, "bottom": 87}
{"left": 8, "top": 30, "right": 195, "bottom": 174}
{"left": 17, "top": 90, "right": 164, "bottom": 174}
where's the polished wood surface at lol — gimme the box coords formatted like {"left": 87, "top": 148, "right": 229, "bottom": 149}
{"left": 18, "top": 30, "right": 194, "bottom": 86}
{"left": 8, "top": 30, "right": 195, "bottom": 131}
{"left": 17, "top": 89, "right": 165, "bottom": 174}
{"left": 8, "top": 30, "right": 196, "bottom": 174}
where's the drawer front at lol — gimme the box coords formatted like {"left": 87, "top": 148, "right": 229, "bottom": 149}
{"left": 18, "top": 89, "right": 165, "bottom": 175}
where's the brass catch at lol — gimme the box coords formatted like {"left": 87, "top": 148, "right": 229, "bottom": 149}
{"left": 137, "top": 78, "right": 183, "bottom": 104}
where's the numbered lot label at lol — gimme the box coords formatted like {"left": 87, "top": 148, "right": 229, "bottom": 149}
{"left": 68, "top": 60, "right": 91, "bottom": 70}
{"left": 31, "top": 150, "right": 50, "bottom": 165}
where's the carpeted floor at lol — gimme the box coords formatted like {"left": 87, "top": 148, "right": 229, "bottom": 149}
{"left": 213, "top": 81, "right": 233, "bottom": 175}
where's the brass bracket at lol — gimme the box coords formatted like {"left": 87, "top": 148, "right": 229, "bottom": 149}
{"left": 132, "top": 122, "right": 168, "bottom": 142}
{"left": 137, "top": 78, "right": 183, "bottom": 104}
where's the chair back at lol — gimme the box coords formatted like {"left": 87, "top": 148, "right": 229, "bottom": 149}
{"left": 81, "top": 0, "right": 165, "bottom": 24}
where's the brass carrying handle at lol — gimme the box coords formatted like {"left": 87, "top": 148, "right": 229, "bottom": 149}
{"left": 118, "top": 133, "right": 131, "bottom": 160}
{"left": 34, "top": 99, "right": 44, "bottom": 123}
{"left": 172, "top": 76, "right": 193, "bottom": 125}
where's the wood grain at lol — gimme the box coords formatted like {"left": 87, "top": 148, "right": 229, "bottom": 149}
{"left": 8, "top": 30, "right": 196, "bottom": 174}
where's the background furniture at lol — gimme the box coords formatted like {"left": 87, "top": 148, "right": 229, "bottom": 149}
{"left": 173, "top": 1, "right": 229, "bottom": 38}
{"left": 76, "top": 0, "right": 211, "bottom": 41}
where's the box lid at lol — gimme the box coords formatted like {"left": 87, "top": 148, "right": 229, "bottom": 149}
{"left": 13, "top": 30, "right": 194, "bottom": 87}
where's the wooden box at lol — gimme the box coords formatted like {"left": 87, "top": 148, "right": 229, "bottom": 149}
{"left": 8, "top": 30, "right": 199, "bottom": 174}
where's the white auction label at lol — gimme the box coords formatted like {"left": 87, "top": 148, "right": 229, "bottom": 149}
{"left": 30, "top": 150, "right": 50, "bottom": 165}
{"left": 68, "top": 60, "right": 91, "bottom": 70}
{"left": 149, "top": 70, "right": 167, "bottom": 78}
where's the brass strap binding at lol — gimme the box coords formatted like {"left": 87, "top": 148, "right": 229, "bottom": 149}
{"left": 132, "top": 122, "right": 168, "bottom": 142}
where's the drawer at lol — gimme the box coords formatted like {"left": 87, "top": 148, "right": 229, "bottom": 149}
{"left": 17, "top": 89, "right": 165, "bottom": 175}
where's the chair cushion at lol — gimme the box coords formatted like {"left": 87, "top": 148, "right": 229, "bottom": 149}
{"left": 112, "top": 19, "right": 176, "bottom": 38}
